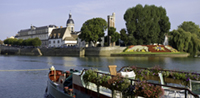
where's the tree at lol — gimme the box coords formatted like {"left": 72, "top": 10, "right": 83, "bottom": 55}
{"left": 169, "top": 21, "right": 200, "bottom": 57}
{"left": 169, "top": 28, "right": 191, "bottom": 52}
{"left": 178, "top": 21, "right": 200, "bottom": 38}
{"left": 79, "top": 18, "right": 107, "bottom": 47}
{"left": 124, "top": 4, "right": 170, "bottom": 45}
{"left": 108, "top": 27, "right": 120, "bottom": 46}
{"left": 23, "top": 38, "right": 33, "bottom": 46}
{"left": 3, "top": 38, "right": 18, "bottom": 46}
{"left": 32, "top": 38, "right": 41, "bottom": 47}
{"left": 16, "top": 39, "right": 23, "bottom": 46}
{"left": 120, "top": 28, "right": 129, "bottom": 46}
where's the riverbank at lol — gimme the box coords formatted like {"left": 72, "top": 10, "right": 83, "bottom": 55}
{"left": 0, "top": 46, "right": 126, "bottom": 57}
{"left": 111, "top": 52, "right": 189, "bottom": 57}
{"left": 0, "top": 46, "right": 189, "bottom": 57}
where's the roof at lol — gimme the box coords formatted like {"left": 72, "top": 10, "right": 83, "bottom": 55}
{"left": 49, "top": 28, "right": 66, "bottom": 39}
{"left": 49, "top": 27, "right": 78, "bottom": 41}
{"left": 66, "top": 13, "right": 74, "bottom": 25}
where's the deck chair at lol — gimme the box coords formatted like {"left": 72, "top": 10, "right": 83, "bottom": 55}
{"left": 158, "top": 72, "right": 184, "bottom": 98}
{"left": 189, "top": 79, "right": 200, "bottom": 97}
{"left": 108, "top": 65, "right": 117, "bottom": 76}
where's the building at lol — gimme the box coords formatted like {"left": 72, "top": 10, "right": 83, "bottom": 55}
{"left": 16, "top": 25, "right": 57, "bottom": 47}
{"left": 107, "top": 13, "right": 115, "bottom": 46}
{"left": 48, "top": 13, "right": 79, "bottom": 47}
{"left": 107, "top": 12, "right": 115, "bottom": 28}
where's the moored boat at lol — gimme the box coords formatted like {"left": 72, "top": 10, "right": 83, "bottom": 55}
{"left": 45, "top": 66, "right": 200, "bottom": 98}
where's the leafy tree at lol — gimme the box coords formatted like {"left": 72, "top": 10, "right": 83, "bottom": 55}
{"left": 120, "top": 28, "right": 129, "bottom": 46}
{"left": 169, "top": 21, "right": 200, "bottom": 57}
{"left": 124, "top": 4, "right": 170, "bottom": 45}
{"left": 108, "top": 27, "right": 120, "bottom": 46}
{"left": 22, "top": 38, "right": 33, "bottom": 46}
{"left": 32, "top": 38, "right": 41, "bottom": 47}
{"left": 169, "top": 28, "right": 191, "bottom": 52}
{"left": 16, "top": 39, "right": 23, "bottom": 46}
{"left": 79, "top": 18, "right": 107, "bottom": 47}
{"left": 4, "top": 38, "right": 18, "bottom": 46}
{"left": 178, "top": 21, "right": 200, "bottom": 36}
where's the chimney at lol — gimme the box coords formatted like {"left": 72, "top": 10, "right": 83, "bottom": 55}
{"left": 60, "top": 26, "right": 63, "bottom": 28}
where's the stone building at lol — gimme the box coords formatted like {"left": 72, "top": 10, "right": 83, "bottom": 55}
{"left": 48, "top": 13, "right": 79, "bottom": 47}
{"left": 16, "top": 25, "right": 57, "bottom": 47}
{"left": 107, "top": 12, "right": 115, "bottom": 28}
{"left": 107, "top": 12, "right": 115, "bottom": 46}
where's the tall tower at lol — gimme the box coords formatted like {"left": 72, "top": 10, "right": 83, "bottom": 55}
{"left": 107, "top": 12, "right": 115, "bottom": 28}
{"left": 66, "top": 13, "right": 74, "bottom": 33}
{"left": 107, "top": 13, "right": 115, "bottom": 46}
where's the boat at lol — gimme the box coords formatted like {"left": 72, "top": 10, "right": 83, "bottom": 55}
{"left": 45, "top": 66, "right": 200, "bottom": 98}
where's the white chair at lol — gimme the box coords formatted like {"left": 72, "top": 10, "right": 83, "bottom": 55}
{"left": 189, "top": 79, "right": 200, "bottom": 97}
{"left": 158, "top": 72, "right": 184, "bottom": 98}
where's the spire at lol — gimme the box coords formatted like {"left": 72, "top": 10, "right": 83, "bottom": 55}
{"left": 69, "top": 13, "right": 72, "bottom": 19}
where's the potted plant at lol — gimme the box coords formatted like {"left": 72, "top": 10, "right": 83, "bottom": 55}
{"left": 135, "top": 81, "right": 164, "bottom": 98}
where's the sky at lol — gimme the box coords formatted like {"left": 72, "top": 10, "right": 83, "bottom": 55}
{"left": 0, "top": 0, "right": 200, "bottom": 40}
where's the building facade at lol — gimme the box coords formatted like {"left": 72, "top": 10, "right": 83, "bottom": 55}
{"left": 48, "top": 13, "right": 78, "bottom": 47}
{"left": 107, "top": 12, "right": 115, "bottom": 28}
{"left": 16, "top": 25, "right": 57, "bottom": 47}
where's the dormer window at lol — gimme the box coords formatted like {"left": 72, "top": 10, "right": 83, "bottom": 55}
{"left": 54, "top": 34, "right": 56, "bottom": 38}
{"left": 58, "top": 33, "right": 60, "bottom": 38}
{"left": 49, "top": 34, "right": 52, "bottom": 38}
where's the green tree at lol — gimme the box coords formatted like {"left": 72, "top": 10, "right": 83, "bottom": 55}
{"left": 169, "top": 28, "right": 191, "bottom": 52}
{"left": 79, "top": 18, "right": 107, "bottom": 47}
{"left": 108, "top": 27, "right": 120, "bottom": 46}
{"left": 124, "top": 4, "right": 170, "bottom": 45}
{"left": 4, "top": 38, "right": 18, "bottom": 46}
{"left": 178, "top": 21, "right": 200, "bottom": 36}
{"left": 32, "top": 37, "right": 41, "bottom": 47}
{"left": 23, "top": 38, "right": 33, "bottom": 46}
{"left": 169, "top": 21, "right": 200, "bottom": 57}
{"left": 120, "top": 28, "right": 129, "bottom": 46}
{"left": 16, "top": 39, "right": 23, "bottom": 46}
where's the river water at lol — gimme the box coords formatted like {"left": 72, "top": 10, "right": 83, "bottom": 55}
{"left": 0, "top": 55, "right": 200, "bottom": 98}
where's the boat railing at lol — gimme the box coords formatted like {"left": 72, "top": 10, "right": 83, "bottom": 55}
{"left": 118, "top": 66, "right": 200, "bottom": 75}
{"left": 80, "top": 69, "right": 199, "bottom": 98}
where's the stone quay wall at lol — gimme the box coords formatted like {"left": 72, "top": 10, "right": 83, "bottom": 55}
{"left": 85, "top": 46, "right": 126, "bottom": 56}
{"left": 0, "top": 46, "right": 125, "bottom": 56}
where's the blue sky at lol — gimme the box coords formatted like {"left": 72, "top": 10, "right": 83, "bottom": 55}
{"left": 0, "top": 0, "right": 200, "bottom": 40}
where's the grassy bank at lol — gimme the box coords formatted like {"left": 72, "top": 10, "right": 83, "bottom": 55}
{"left": 118, "top": 52, "right": 187, "bottom": 54}
{"left": 111, "top": 52, "right": 189, "bottom": 57}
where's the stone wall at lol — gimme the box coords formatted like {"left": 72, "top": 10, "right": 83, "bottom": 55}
{"left": 0, "top": 46, "right": 126, "bottom": 56}
{"left": 40, "top": 47, "right": 81, "bottom": 56}
{"left": 0, "top": 46, "right": 20, "bottom": 55}
{"left": 85, "top": 46, "right": 126, "bottom": 56}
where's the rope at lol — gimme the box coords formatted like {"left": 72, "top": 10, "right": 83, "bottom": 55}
{"left": 0, "top": 68, "right": 49, "bottom": 71}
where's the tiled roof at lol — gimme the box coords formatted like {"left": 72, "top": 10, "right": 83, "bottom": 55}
{"left": 49, "top": 28, "right": 66, "bottom": 39}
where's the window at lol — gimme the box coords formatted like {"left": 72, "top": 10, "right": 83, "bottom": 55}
{"left": 58, "top": 40, "right": 60, "bottom": 43}
{"left": 53, "top": 41, "right": 55, "bottom": 43}
{"left": 49, "top": 41, "right": 51, "bottom": 44}
{"left": 71, "top": 27, "right": 73, "bottom": 33}
{"left": 58, "top": 33, "right": 60, "bottom": 38}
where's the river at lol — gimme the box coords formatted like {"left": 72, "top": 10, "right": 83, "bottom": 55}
{"left": 0, "top": 55, "right": 200, "bottom": 98}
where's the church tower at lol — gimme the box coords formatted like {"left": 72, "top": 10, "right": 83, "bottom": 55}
{"left": 66, "top": 13, "right": 74, "bottom": 33}
{"left": 107, "top": 12, "right": 115, "bottom": 46}
{"left": 107, "top": 12, "right": 115, "bottom": 28}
